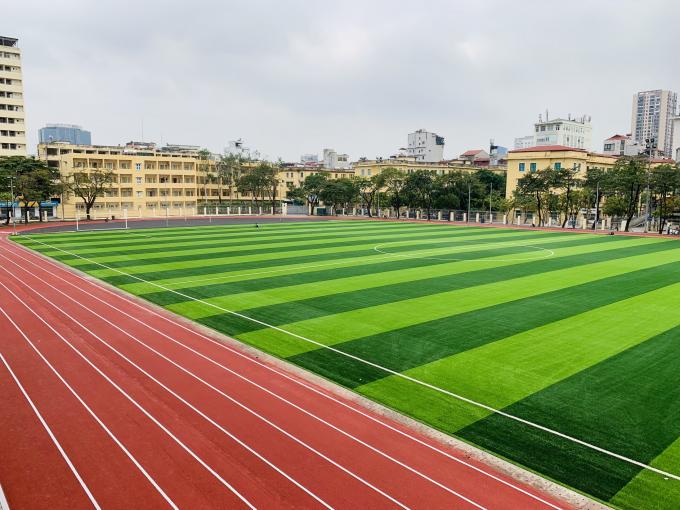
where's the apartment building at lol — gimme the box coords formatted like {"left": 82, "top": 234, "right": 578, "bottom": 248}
{"left": 533, "top": 114, "right": 592, "bottom": 151}
{"left": 39, "top": 123, "right": 91, "bottom": 145}
{"left": 631, "top": 90, "right": 677, "bottom": 158}
{"left": 407, "top": 129, "right": 445, "bottom": 162}
{"left": 38, "top": 142, "right": 356, "bottom": 218}
{"left": 0, "top": 36, "right": 26, "bottom": 156}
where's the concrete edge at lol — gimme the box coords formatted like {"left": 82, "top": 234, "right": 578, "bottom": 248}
{"left": 0, "top": 483, "right": 10, "bottom": 510}
{"left": 8, "top": 232, "right": 611, "bottom": 510}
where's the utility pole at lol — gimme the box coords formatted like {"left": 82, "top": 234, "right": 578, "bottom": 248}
{"left": 8, "top": 176, "right": 17, "bottom": 236}
{"left": 644, "top": 137, "right": 656, "bottom": 233}
{"left": 467, "top": 178, "right": 471, "bottom": 224}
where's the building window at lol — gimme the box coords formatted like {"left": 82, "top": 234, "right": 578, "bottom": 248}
{"left": 554, "top": 162, "right": 562, "bottom": 170}
{"left": 519, "top": 163, "right": 525, "bottom": 172}
{"left": 530, "top": 163, "right": 537, "bottom": 172}
{"left": 136, "top": 176, "right": 142, "bottom": 184}
{"left": 135, "top": 163, "right": 141, "bottom": 171}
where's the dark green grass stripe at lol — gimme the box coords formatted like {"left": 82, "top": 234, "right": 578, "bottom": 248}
{"left": 286, "top": 257, "right": 680, "bottom": 388}
{"left": 66, "top": 230, "right": 569, "bottom": 273}
{"left": 53, "top": 224, "right": 528, "bottom": 259}
{"left": 46, "top": 223, "right": 445, "bottom": 254}
{"left": 32, "top": 221, "right": 457, "bottom": 248}
{"left": 137, "top": 234, "right": 618, "bottom": 307}
{"left": 456, "top": 324, "right": 680, "bottom": 501}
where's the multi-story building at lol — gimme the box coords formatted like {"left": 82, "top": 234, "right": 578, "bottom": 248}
{"left": 322, "top": 148, "right": 350, "bottom": 169}
{"left": 671, "top": 116, "right": 680, "bottom": 162}
{"left": 505, "top": 146, "right": 616, "bottom": 198}
{"left": 353, "top": 156, "right": 505, "bottom": 179}
{"left": 631, "top": 90, "right": 677, "bottom": 158}
{"left": 300, "top": 153, "right": 319, "bottom": 164}
{"left": 533, "top": 114, "right": 592, "bottom": 151}
{"left": 602, "top": 134, "right": 642, "bottom": 157}
{"left": 39, "top": 123, "right": 92, "bottom": 145}
{"left": 0, "top": 36, "right": 27, "bottom": 156}
{"left": 38, "top": 142, "right": 355, "bottom": 218}
{"left": 407, "top": 129, "right": 445, "bottom": 162}
{"left": 514, "top": 135, "right": 534, "bottom": 149}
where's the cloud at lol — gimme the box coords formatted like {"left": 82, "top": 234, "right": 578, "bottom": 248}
{"left": 7, "top": 0, "right": 680, "bottom": 160}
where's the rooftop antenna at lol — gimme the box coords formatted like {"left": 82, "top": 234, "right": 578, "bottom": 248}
{"left": 545, "top": 109, "right": 549, "bottom": 121}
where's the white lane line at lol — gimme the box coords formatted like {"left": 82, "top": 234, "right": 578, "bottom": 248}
{"left": 0, "top": 303, "right": 178, "bottom": 510}
{"left": 0, "top": 352, "right": 101, "bottom": 510}
{"left": 0, "top": 256, "right": 480, "bottom": 510}
{"left": 18, "top": 235, "right": 680, "bottom": 485}
{"left": 0, "top": 267, "right": 332, "bottom": 508}
{"left": 0, "top": 281, "right": 254, "bottom": 510}
{"left": 2, "top": 246, "right": 563, "bottom": 509}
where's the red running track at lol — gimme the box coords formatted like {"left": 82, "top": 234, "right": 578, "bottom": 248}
{"left": 0, "top": 233, "right": 575, "bottom": 509}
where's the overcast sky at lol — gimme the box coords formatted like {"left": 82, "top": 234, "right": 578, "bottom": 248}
{"left": 8, "top": 0, "right": 680, "bottom": 160}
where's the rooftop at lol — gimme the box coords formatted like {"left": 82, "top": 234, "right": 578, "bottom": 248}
{"left": 509, "top": 145, "right": 587, "bottom": 153}
{"left": 0, "top": 36, "right": 18, "bottom": 48}
{"left": 460, "top": 149, "right": 485, "bottom": 157}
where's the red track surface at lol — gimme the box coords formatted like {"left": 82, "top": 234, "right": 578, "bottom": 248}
{"left": 0, "top": 233, "right": 575, "bottom": 509}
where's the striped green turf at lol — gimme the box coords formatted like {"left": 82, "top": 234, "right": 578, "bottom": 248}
{"left": 13, "top": 220, "right": 680, "bottom": 508}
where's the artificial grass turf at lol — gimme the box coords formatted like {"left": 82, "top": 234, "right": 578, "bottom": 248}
{"left": 14, "top": 221, "right": 680, "bottom": 508}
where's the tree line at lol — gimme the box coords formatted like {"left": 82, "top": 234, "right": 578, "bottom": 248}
{"left": 287, "top": 167, "right": 507, "bottom": 217}
{"left": 512, "top": 157, "right": 680, "bottom": 233}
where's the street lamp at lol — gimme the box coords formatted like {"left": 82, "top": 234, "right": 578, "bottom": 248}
{"left": 644, "top": 137, "right": 656, "bottom": 233}
{"left": 7, "top": 175, "right": 17, "bottom": 235}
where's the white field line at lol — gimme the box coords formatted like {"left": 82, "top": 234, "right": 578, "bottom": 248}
{"left": 0, "top": 267, "right": 376, "bottom": 510}
{"left": 0, "top": 254, "right": 486, "bottom": 510}
{"left": 8, "top": 243, "right": 570, "bottom": 509}
{"left": 0, "top": 303, "right": 179, "bottom": 510}
{"left": 0, "top": 353, "right": 101, "bottom": 510}
{"left": 17, "top": 236, "right": 680, "bottom": 484}
{"left": 0, "top": 281, "right": 255, "bottom": 510}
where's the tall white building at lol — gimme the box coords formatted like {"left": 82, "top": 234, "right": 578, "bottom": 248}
{"left": 533, "top": 114, "right": 592, "bottom": 150}
{"left": 514, "top": 135, "right": 534, "bottom": 149}
{"left": 631, "top": 90, "right": 677, "bottom": 158}
{"left": 407, "top": 129, "right": 444, "bottom": 162}
{"left": 0, "top": 36, "right": 26, "bottom": 156}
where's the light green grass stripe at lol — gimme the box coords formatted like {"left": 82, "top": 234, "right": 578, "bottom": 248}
{"left": 116, "top": 232, "right": 618, "bottom": 294}
{"left": 232, "top": 244, "right": 680, "bottom": 355}
{"left": 357, "top": 282, "right": 680, "bottom": 433}
{"left": 67, "top": 229, "right": 556, "bottom": 277}
{"left": 162, "top": 235, "right": 651, "bottom": 318}
{"left": 51, "top": 223, "right": 454, "bottom": 256}
{"left": 612, "top": 438, "right": 680, "bottom": 509}
{"left": 54, "top": 225, "right": 528, "bottom": 264}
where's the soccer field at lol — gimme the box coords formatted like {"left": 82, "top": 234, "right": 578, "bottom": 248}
{"left": 14, "top": 220, "right": 680, "bottom": 508}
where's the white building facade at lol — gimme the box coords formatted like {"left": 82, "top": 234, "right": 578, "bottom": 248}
{"left": 533, "top": 115, "right": 592, "bottom": 150}
{"left": 602, "top": 134, "right": 642, "bottom": 157}
{"left": 672, "top": 116, "right": 680, "bottom": 162}
{"left": 631, "top": 90, "right": 677, "bottom": 158}
{"left": 0, "top": 36, "right": 26, "bottom": 156}
{"left": 407, "top": 129, "right": 444, "bottom": 162}
{"left": 514, "top": 135, "right": 534, "bottom": 149}
{"left": 322, "top": 149, "right": 350, "bottom": 170}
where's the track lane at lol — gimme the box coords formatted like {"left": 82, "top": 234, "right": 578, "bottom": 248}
{"left": 0, "top": 235, "right": 575, "bottom": 509}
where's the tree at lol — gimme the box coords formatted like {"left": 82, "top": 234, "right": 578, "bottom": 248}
{"left": 650, "top": 163, "right": 680, "bottom": 233}
{"left": 404, "top": 170, "right": 435, "bottom": 219}
{"left": 584, "top": 167, "right": 607, "bottom": 230}
{"left": 197, "top": 148, "right": 215, "bottom": 206}
{"left": 355, "top": 173, "right": 386, "bottom": 217}
{"left": 300, "top": 173, "right": 328, "bottom": 214}
{"left": 515, "top": 169, "right": 550, "bottom": 226}
{"left": 552, "top": 165, "right": 583, "bottom": 227}
{"left": 62, "top": 168, "right": 114, "bottom": 220}
{"left": 606, "top": 157, "right": 646, "bottom": 231}
{"left": 380, "top": 167, "right": 407, "bottom": 217}
{"left": 236, "top": 161, "right": 278, "bottom": 211}
{"left": 0, "top": 156, "right": 60, "bottom": 223}
{"left": 216, "top": 153, "right": 243, "bottom": 205}
{"left": 319, "top": 178, "right": 357, "bottom": 214}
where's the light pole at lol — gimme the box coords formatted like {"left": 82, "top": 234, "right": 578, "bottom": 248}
{"left": 644, "top": 137, "right": 656, "bottom": 233}
{"left": 7, "top": 176, "right": 17, "bottom": 236}
{"left": 467, "top": 178, "right": 471, "bottom": 224}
